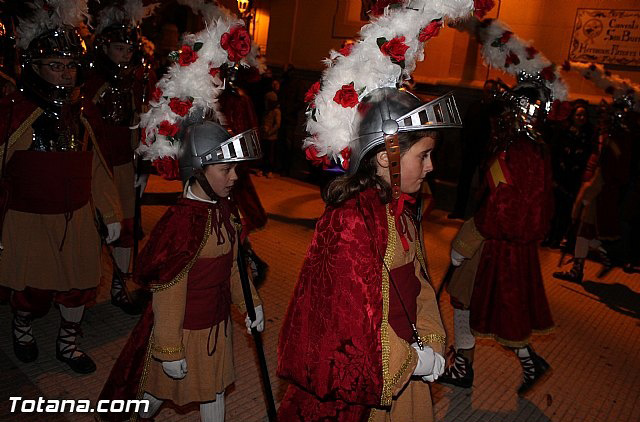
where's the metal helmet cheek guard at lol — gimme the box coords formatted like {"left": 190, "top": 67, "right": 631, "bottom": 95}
{"left": 178, "top": 121, "right": 261, "bottom": 184}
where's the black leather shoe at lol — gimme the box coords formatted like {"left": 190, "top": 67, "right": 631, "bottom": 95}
{"left": 56, "top": 349, "right": 97, "bottom": 374}
{"left": 517, "top": 353, "right": 551, "bottom": 396}
{"left": 12, "top": 318, "right": 38, "bottom": 363}
{"left": 13, "top": 334, "right": 38, "bottom": 363}
{"left": 438, "top": 349, "right": 474, "bottom": 388}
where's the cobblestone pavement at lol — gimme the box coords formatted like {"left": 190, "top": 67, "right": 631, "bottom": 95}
{"left": 1, "top": 175, "right": 638, "bottom": 422}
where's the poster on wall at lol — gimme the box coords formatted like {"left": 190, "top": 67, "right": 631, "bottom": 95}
{"left": 569, "top": 8, "right": 640, "bottom": 67}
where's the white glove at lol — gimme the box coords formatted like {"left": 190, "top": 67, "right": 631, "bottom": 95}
{"left": 451, "top": 249, "right": 466, "bottom": 267}
{"left": 245, "top": 305, "right": 264, "bottom": 333}
{"left": 134, "top": 173, "right": 149, "bottom": 198}
{"left": 162, "top": 359, "right": 188, "bottom": 379}
{"left": 105, "top": 222, "right": 122, "bottom": 244}
{"left": 411, "top": 343, "right": 436, "bottom": 377}
{"left": 422, "top": 352, "right": 446, "bottom": 383}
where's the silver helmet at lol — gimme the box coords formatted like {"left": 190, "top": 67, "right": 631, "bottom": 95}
{"left": 178, "top": 120, "right": 261, "bottom": 183}
{"left": 350, "top": 87, "right": 462, "bottom": 174}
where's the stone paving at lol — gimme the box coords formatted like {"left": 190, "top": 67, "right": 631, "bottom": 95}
{"left": 0, "top": 174, "right": 638, "bottom": 422}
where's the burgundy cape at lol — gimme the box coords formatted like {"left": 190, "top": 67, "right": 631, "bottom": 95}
{"left": 277, "top": 189, "right": 392, "bottom": 422}
{"left": 97, "top": 198, "right": 217, "bottom": 422}
{"left": 470, "top": 139, "right": 555, "bottom": 346}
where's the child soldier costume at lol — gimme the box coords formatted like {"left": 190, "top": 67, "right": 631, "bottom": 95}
{"left": 98, "top": 4, "right": 266, "bottom": 421}
{"left": 0, "top": 0, "right": 121, "bottom": 374}
{"left": 84, "top": 0, "right": 158, "bottom": 313}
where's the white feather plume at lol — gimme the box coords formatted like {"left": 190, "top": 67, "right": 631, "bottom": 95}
{"left": 16, "top": 0, "right": 89, "bottom": 49}
{"left": 96, "top": 0, "right": 160, "bottom": 34}
{"left": 305, "top": 0, "right": 474, "bottom": 164}
{"left": 566, "top": 61, "right": 640, "bottom": 111}
{"left": 474, "top": 18, "right": 568, "bottom": 101}
{"left": 136, "top": 5, "right": 263, "bottom": 162}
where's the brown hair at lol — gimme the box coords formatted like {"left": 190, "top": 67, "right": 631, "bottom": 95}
{"left": 322, "top": 130, "right": 437, "bottom": 207}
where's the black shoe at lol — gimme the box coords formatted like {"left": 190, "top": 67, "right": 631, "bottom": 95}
{"left": 111, "top": 272, "right": 144, "bottom": 315}
{"left": 553, "top": 258, "right": 584, "bottom": 284}
{"left": 56, "top": 321, "right": 96, "bottom": 374}
{"left": 12, "top": 317, "right": 38, "bottom": 363}
{"left": 517, "top": 353, "right": 551, "bottom": 396}
{"left": 438, "top": 348, "right": 474, "bottom": 388}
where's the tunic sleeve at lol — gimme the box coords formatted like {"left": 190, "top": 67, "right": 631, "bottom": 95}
{"left": 387, "top": 326, "right": 419, "bottom": 396}
{"left": 151, "top": 276, "right": 188, "bottom": 361}
{"left": 415, "top": 268, "right": 446, "bottom": 357}
{"left": 452, "top": 217, "right": 485, "bottom": 259}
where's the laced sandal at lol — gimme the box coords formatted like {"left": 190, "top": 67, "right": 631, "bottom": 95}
{"left": 517, "top": 347, "right": 551, "bottom": 396}
{"left": 12, "top": 314, "right": 38, "bottom": 363}
{"left": 56, "top": 320, "right": 96, "bottom": 374}
{"left": 553, "top": 258, "right": 584, "bottom": 283}
{"left": 111, "top": 271, "right": 143, "bottom": 315}
{"left": 438, "top": 347, "right": 474, "bottom": 388}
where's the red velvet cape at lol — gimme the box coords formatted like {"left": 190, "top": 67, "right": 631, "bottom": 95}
{"left": 97, "top": 198, "right": 215, "bottom": 422}
{"left": 470, "top": 139, "right": 555, "bottom": 346}
{"left": 277, "top": 189, "right": 390, "bottom": 421}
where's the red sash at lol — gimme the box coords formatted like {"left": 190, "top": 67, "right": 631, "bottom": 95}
{"left": 6, "top": 150, "right": 92, "bottom": 214}
{"left": 389, "top": 261, "right": 421, "bottom": 343}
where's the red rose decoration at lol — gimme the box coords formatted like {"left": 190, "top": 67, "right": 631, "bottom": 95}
{"left": 333, "top": 83, "right": 359, "bottom": 108}
{"left": 151, "top": 87, "right": 163, "bottom": 102}
{"left": 504, "top": 51, "right": 520, "bottom": 67}
{"left": 540, "top": 65, "right": 556, "bottom": 82}
{"left": 158, "top": 120, "right": 180, "bottom": 137}
{"left": 370, "top": 0, "right": 403, "bottom": 17}
{"left": 419, "top": 20, "right": 442, "bottom": 42}
{"left": 152, "top": 156, "right": 180, "bottom": 180}
{"left": 305, "top": 81, "right": 321, "bottom": 104}
{"left": 178, "top": 45, "right": 198, "bottom": 66}
{"left": 525, "top": 46, "right": 538, "bottom": 60}
{"left": 380, "top": 36, "right": 409, "bottom": 63}
{"left": 474, "top": 0, "right": 496, "bottom": 18}
{"left": 140, "top": 129, "right": 148, "bottom": 145}
{"left": 220, "top": 25, "right": 252, "bottom": 62}
{"left": 499, "top": 31, "right": 513, "bottom": 44}
{"left": 305, "top": 145, "right": 330, "bottom": 168}
{"left": 169, "top": 98, "right": 193, "bottom": 116}
{"left": 209, "top": 67, "right": 220, "bottom": 78}
{"left": 338, "top": 42, "right": 354, "bottom": 57}
{"left": 340, "top": 147, "right": 351, "bottom": 171}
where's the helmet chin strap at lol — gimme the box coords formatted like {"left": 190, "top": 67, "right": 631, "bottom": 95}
{"left": 194, "top": 170, "right": 221, "bottom": 202}
{"left": 382, "top": 118, "right": 402, "bottom": 200}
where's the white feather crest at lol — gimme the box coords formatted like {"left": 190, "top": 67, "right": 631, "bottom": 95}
{"left": 475, "top": 18, "right": 568, "bottom": 101}
{"left": 96, "top": 0, "right": 160, "bottom": 34}
{"left": 304, "top": 0, "right": 474, "bottom": 163}
{"left": 136, "top": 7, "right": 263, "bottom": 162}
{"left": 16, "top": 0, "right": 89, "bottom": 49}
{"left": 567, "top": 61, "right": 640, "bottom": 111}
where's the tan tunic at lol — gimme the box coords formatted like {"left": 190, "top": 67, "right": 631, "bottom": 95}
{"left": 0, "top": 111, "right": 122, "bottom": 292}
{"left": 113, "top": 162, "right": 136, "bottom": 220}
{"left": 144, "top": 205, "right": 261, "bottom": 406}
{"left": 370, "top": 210, "right": 446, "bottom": 422}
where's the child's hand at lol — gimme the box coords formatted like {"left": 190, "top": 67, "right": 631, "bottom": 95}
{"left": 245, "top": 305, "right": 264, "bottom": 333}
{"left": 162, "top": 359, "right": 188, "bottom": 379}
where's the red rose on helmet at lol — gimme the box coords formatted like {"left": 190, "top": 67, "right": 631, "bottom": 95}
{"left": 169, "top": 98, "right": 193, "bottom": 116}
{"left": 380, "top": 36, "right": 409, "bottom": 63}
{"left": 504, "top": 51, "right": 520, "bottom": 67}
{"left": 340, "top": 147, "right": 351, "bottom": 171}
{"left": 541, "top": 65, "right": 556, "bottom": 82}
{"left": 525, "top": 46, "right": 538, "bottom": 60}
{"left": 474, "top": 0, "right": 496, "bottom": 18}
{"left": 499, "top": 31, "right": 513, "bottom": 44}
{"left": 305, "top": 145, "right": 331, "bottom": 168}
{"left": 333, "top": 83, "right": 359, "bottom": 108}
{"left": 305, "top": 81, "right": 321, "bottom": 104}
{"left": 178, "top": 45, "right": 198, "bottom": 66}
{"left": 419, "top": 20, "right": 442, "bottom": 42}
{"left": 158, "top": 120, "right": 180, "bottom": 137}
{"left": 338, "top": 42, "right": 354, "bottom": 56}
{"left": 152, "top": 156, "right": 180, "bottom": 180}
{"left": 220, "top": 25, "right": 252, "bottom": 62}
